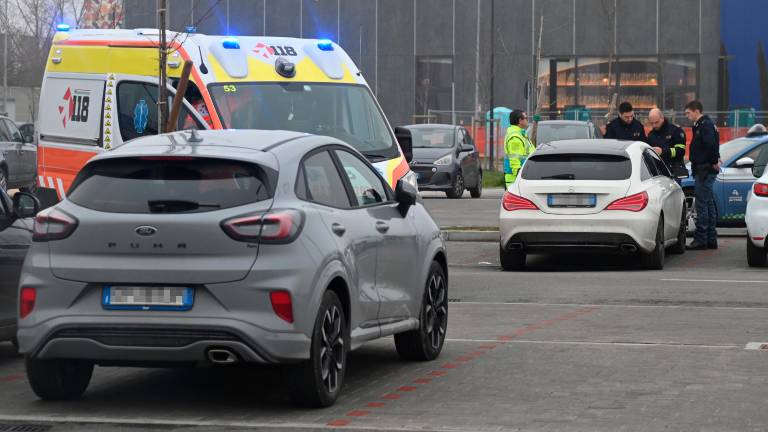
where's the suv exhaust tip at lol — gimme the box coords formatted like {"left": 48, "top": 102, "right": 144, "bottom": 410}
{"left": 620, "top": 243, "right": 638, "bottom": 253}
{"left": 207, "top": 348, "right": 239, "bottom": 365}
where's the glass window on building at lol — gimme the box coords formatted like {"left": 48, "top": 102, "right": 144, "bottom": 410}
{"left": 616, "top": 57, "right": 661, "bottom": 112}
{"left": 415, "top": 57, "right": 453, "bottom": 123}
{"left": 575, "top": 57, "right": 616, "bottom": 111}
{"left": 660, "top": 56, "right": 698, "bottom": 111}
{"left": 537, "top": 58, "right": 576, "bottom": 112}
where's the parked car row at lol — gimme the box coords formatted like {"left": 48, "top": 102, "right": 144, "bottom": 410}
{"left": 0, "top": 116, "right": 37, "bottom": 193}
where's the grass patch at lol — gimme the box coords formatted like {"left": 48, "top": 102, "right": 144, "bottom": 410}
{"left": 482, "top": 170, "right": 506, "bottom": 188}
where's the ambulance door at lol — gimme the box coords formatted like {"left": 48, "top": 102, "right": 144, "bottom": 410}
{"left": 37, "top": 73, "right": 105, "bottom": 202}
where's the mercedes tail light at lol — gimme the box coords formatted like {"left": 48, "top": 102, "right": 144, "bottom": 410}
{"left": 606, "top": 191, "right": 649, "bottom": 212}
{"left": 19, "top": 287, "right": 36, "bottom": 319}
{"left": 270, "top": 291, "right": 293, "bottom": 323}
{"left": 32, "top": 208, "right": 78, "bottom": 242}
{"left": 502, "top": 192, "right": 539, "bottom": 211}
{"left": 754, "top": 183, "right": 768, "bottom": 197}
{"left": 221, "top": 209, "right": 304, "bottom": 244}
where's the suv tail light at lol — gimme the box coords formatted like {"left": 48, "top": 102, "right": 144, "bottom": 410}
{"left": 502, "top": 192, "right": 539, "bottom": 211}
{"left": 221, "top": 209, "right": 304, "bottom": 244}
{"left": 32, "top": 208, "right": 78, "bottom": 242}
{"left": 20, "top": 287, "right": 36, "bottom": 319}
{"left": 754, "top": 183, "right": 768, "bottom": 197}
{"left": 270, "top": 291, "right": 293, "bottom": 323}
{"left": 606, "top": 191, "right": 649, "bottom": 212}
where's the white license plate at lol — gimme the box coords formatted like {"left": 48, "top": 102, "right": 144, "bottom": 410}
{"left": 102, "top": 286, "right": 194, "bottom": 310}
{"left": 548, "top": 194, "right": 596, "bottom": 208}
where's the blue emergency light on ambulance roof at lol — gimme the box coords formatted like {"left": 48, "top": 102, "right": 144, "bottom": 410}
{"left": 222, "top": 37, "right": 240, "bottom": 50}
{"left": 56, "top": 23, "right": 70, "bottom": 32}
{"left": 317, "top": 39, "right": 334, "bottom": 51}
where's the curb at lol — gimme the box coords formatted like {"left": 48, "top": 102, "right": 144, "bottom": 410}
{"left": 441, "top": 230, "right": 499, "bottom": 242}
{"left": 441, "top": 229, "right": 747, "bottom": 242}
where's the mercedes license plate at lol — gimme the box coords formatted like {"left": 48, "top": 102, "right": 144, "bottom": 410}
{"left": 548, "top": 194, "right": 596, "bottom": 208}
{"left": 102, "top": 286, "right": 194, "bottom": 311}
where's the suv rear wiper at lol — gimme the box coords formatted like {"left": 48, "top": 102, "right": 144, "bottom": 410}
{"left": 148, "top": 200, "right": 221, "bottom": 213}
{"left": 361, "top": 152, "right": 389, "bottom": 161}
{"left": 541, "top": 174, "right": 576, "bottom": 180}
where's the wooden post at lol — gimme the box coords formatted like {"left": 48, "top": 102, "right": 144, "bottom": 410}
{"left": 165, "top": 60, "right": 194, "bottom": 132}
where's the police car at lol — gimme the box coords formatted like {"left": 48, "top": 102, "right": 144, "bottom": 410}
{"left": 681, "top": 127, "right": 768, "bottom": 233}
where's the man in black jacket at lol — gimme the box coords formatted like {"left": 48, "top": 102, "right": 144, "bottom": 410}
{"left": 685, "top": 100, "right": 721, "bottom": 250}
{"left": 647, "top": 108, "right": 687, "bottom": 182}
{"left": 604, "top": 102, "right": 648, "bottom": 142}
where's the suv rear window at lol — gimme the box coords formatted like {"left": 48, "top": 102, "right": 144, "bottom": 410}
{"left": 68, "top": 157, "right": 275, "bottom": 213}
{"left": 521, "top": 154, "right": 631, "bottom": 180}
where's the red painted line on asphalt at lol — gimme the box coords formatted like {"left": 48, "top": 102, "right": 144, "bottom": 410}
{"left": 327, "top": 419, "right": 350, "bottom": 427}
{"left": 0, "top": 374, "right": 22, "bottom": 382}
{"left": 327, "top": 306, "right": 600, "bottom": 428}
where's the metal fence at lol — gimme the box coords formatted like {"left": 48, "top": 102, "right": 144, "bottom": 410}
{"left": 417, "top": 109, "right": 768, "bottom": 171}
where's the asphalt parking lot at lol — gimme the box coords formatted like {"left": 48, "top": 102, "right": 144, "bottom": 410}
{"left": 0, "top": 190, "right": 766, "bottom": 431}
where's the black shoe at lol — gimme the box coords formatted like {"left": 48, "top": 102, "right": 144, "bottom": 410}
{"left": 708, "top": 242, "right": 718, "bottom": 249}
{"left": 687, "top": 241, "right": 708, "bottom": 250}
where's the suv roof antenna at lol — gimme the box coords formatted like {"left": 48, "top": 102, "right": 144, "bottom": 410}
{"left": 187, "top": 129, "right": 203, "bottom": 142}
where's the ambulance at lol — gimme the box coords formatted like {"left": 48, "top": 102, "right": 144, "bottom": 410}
{"left": 36, "top": 26, "right": 416, "bottom": 204}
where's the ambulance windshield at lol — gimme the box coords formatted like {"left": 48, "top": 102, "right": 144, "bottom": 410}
{"left": 209, "top": 82, "right": 399, "bottom": 160}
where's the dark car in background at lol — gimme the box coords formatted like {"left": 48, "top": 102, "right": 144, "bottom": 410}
{"left": 403, "top": 124, "right": 483, "bottom": 199}
{"left": 0, "top": 189, "right": 39, "bottom": 347}
{"left": 0, "top": 116, "right": 37, "bottom": 192}
{"left": 529, "top": 120, "right": 601, "bottom": 146}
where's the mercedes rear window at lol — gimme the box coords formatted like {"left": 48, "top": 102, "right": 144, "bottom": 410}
{"left": 521, "top": 154, "right": 631, "bottom": 180}
{"left": 68, "top": 157, "right": 276, "bottom": 213}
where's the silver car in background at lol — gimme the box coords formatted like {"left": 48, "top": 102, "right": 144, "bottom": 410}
{"left": 0, "top": 116, "right": 37, "bottom": 192}
{"left": 499, "top": 140, "right": 686, "bottom": 270}
{"left": 17, "top": 130, "right": 448, "bottom": 407}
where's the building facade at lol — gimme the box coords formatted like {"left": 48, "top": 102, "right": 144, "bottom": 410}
{"left": 124, "top": 0, "right": 721, "bottom": 127}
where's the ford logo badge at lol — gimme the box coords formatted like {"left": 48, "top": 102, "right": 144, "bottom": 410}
{"left": 135, "top": 226, "right": 158, "bottom": 236}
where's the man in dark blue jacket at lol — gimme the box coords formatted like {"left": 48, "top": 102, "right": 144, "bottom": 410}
{"left": 604, "top": 102, "right": 648, "bottom": 142}
{"left": 685, "top": 100, "right": 721, "bottom": 250}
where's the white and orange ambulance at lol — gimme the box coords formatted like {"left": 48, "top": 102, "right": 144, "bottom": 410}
{"left": 36, "top": 27, "right": 415, "bottom": 203}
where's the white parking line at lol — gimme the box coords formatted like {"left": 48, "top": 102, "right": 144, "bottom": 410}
{"left": 0, "top": 414, "right": 483, "bottom": 432}
{"left": 744, "top": 342, "right": 768, "bottom": 350}
{"left": 661, "top": 278, "right": 768, "bottom": 284}
{"left": 446, "top": 338, "right": 739, "bottom": 349}
{"left": 449, "top": 301, "right": 768, "bottom": 311}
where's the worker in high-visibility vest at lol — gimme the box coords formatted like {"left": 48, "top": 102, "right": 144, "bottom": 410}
{"left": 503, "top": 109, "right": 535, "bottom": 188}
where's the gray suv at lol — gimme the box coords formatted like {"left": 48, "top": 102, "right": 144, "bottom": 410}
{"left": 0, "top": 116, "right": 37, "bottom": 192}
{"left": 17, "top": 130, "right": 448, "bottom": 407}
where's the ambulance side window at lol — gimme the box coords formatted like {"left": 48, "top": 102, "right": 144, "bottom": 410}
{"left": 117, "top": 82, "right": 203, "bottom": 142}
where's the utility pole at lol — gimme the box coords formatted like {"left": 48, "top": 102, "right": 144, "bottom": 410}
{"left": 157, "top": 0, "right": 168, "bottom": 132}
{"left": 488, "top": 0, "right": 495, "bottom": 170}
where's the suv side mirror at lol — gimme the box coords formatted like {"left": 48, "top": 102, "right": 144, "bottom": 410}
{"left": 394, "top": 127, "right": 413, "bottom": 163}
{"left": 735, "top": 157, "right": 755, "bottom": 169}
{"left": 460, "top": 144, "right": 474, "bottom": 153}
{"left": 13, "top": 192, "right": 40, "bottom": 219}
{"left": 395, "top": 178, "right": 418, "bottom": 216}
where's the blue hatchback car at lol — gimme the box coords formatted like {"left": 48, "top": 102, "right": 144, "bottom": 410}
{"left": 681, "top": 131, "right": 768, "bottom": 233}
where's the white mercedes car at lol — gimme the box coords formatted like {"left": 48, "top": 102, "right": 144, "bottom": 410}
{"left": 745, "top": 146, "right": 768, "bottom": 267}
{"left": 499, "top": 140, "right": 686, "bottom": 270}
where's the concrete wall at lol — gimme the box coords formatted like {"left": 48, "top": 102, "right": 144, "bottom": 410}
{"left": 124, "top": 0, "right": 721, "bottom": 125}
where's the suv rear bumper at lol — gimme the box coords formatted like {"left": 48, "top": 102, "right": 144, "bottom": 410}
{"left": 19, "top": 318, "right": 311, "bottom": 365}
